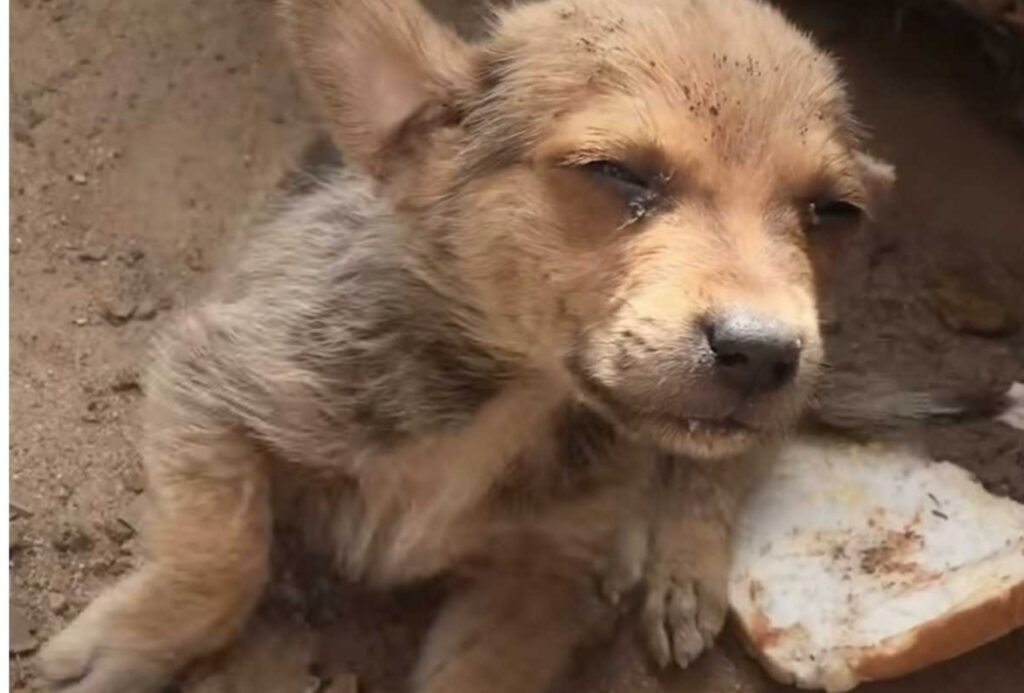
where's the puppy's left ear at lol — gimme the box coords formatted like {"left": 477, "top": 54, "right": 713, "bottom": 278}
{"left": 278, "top": 0, "right": 475, "bottom": 179}
{"left": 854, "top": 152, "right": 896, "bottom": 218}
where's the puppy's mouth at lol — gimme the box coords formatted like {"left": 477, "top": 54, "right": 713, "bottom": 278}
{"left": 566, "top": 363, "right": 765, "bottom": 455}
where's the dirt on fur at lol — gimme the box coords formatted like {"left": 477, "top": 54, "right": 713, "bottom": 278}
{"left": 9, "top": 1, "right": 1024, "bottom": 691}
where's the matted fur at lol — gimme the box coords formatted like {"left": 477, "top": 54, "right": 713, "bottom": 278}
{"left": 40, "top": 2, "right": 898, "bottom": 692}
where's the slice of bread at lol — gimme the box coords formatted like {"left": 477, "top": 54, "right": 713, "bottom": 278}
{"left": 729, "top": 436, "right": 1024, "bottom": 692}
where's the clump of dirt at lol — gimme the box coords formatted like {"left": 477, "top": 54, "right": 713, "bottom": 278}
{"left": 9, "top": 1, "right": 1024, "bottom": 692}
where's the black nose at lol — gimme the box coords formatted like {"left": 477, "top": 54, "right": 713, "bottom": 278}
{"left": 706, "top": 311, "right": 802, "bottom": 394}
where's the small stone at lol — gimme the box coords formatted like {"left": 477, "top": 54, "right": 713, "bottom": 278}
{"left": 119, "top": 464, "right": 145, "bottom": 493}
{"left": 102, "top": 299, "right": 137, "bottom": 325}
{"left": 70, "top": 172, "right": 88, "bottom": 185}
{"left": 111, "top": 368, "right": 142, "bottom": 393}
{"left": 9, "top": 603, "right": 37, "bottom": 655}
{"left": 118, "top": 495, "right": 148, "bottom": 534}
{"left": 89, "top": 555, "right": 115, "bottom": 575}
{"left": 10, "top": 521, "right": 26, "bottom": 552}
{"left": 134, "top": 296, "right": 159, "bottom": 321}
{"left": 82, "top": 400, "right": 108, "bottom": 424}
{"left": 103, "top": 518, "right": 135, "bottom": 545}
{"left": 931, "top": 272, "right": 1019, "bottom": 337}
{"left": 73, "top": 317, "right": 89, "bottom": 327}
{"left": 48, "top": 592, "right": 69, "bottom": 615}
{"left": 184, "top": 246, "right": 204, "bottom": 272}
{"left": 77, "top": 247, "right": 108, "bottom": 262}
{"left": 10, "top": 496, "right": 34, "bottom": 519}
{"left": 53, "top": 522, "right": 95, "bottom": 553}
{"left": 110, "top": 556, "right": 135, "bottom": 576}
{"left": 120, "top": 248, "right": 145, "bottom": 266}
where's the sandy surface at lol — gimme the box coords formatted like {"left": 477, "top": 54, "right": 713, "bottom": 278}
{"left": 9, "top": 1, "right": 1024, "bottom": 691}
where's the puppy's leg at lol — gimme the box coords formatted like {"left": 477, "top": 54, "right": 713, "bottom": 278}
{"left": 414, "top": 573, "right": 609, "bottom": 693}
{"left": 636, "top": 456, "right": 765, "bottom": 670}
{"left": 39, "top": 430, "right": 272, "bottom": 693}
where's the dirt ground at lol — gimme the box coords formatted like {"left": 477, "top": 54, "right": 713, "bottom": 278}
{"left": 8, "top": 0, "right": 1024, "bottom": 691}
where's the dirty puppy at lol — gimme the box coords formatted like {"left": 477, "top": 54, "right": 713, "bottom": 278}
{"left": 40, "top": 1, "right": 893, "bottom": 691}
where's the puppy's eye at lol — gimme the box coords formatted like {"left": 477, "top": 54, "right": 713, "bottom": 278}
{"left": 809, "top": 199, "right": 863, "bottom": 229}
{"left": 581, "top": 160, "right": 663, "bottom": 227}
{"left": 582, "top": 160, "right": 651, "bottom": 191}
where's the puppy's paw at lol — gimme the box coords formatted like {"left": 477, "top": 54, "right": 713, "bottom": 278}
{"left": 641, "top": 570, "right": 728, "bottom": 670}
{"left": 39, "top": 579, "right": 175, "bottom": 693}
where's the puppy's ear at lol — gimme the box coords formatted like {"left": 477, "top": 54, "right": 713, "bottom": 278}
{"left": 278, "top": 0, "right": 474, "bottom": 177}
{"left": 854, "top": 152, "right": 896, "bottom": 217}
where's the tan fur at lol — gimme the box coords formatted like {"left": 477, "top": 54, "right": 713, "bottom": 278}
{"left": 39, "top": 2, "right": 893, "bottom": 692}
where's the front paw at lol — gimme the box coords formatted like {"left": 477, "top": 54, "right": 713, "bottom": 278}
{"left": 641, "top": 568, "right": 728, "bottom": 670}
{"left": 39, "top": 571, "right": 177, "bottom": 693}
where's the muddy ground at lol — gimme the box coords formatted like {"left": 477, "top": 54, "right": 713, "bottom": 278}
{"left": 9, "top": 0, "right": 1024, "bottom": 691}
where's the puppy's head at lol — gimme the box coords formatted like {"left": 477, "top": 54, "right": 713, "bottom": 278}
{"left": 280, "top": 0, "right": 895, "bottom": 459}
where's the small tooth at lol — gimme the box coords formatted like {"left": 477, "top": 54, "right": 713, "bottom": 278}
{"left": 687, "top": 420, "right": 698, "bottom": 433}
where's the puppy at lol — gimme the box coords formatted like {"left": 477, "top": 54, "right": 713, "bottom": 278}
{"left": 39, "top": 1, "right": 895, "bottom": 691}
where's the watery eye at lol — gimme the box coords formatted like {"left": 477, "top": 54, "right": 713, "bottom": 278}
{"left": 582, "top": 160, "right": 651, "bottom": 190}
{"left": 809, "top": 199, "right": 864, "bottom": 228}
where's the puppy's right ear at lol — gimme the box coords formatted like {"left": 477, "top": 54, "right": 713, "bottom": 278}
{"left": 278, "top": 0, "right": 474, "bottom": 177}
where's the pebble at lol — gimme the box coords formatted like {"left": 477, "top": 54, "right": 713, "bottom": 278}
{"left": 70, "top": 172, "right": 88, "bottom": 185}
{"left": 10, "top": 496, "right": 34, "bottom": 519}
{"left": 52, "top": 522, "right": 95, "bottom": 553}
{"left": 119, "top": 464, "right": 146, "bottom": 493}
{"left": 82, "top": 399, "right": 107, "bottom": 424}
{"left": 118, "top": 495, "right": 148, "bottom": 534}
{"left": 185, "top": 247, "right": 205, "bottom": 272}
{"left": 77, "top": 247, "right": 109, "bottom": 262}
{"left": 103, "top": 518, "right": 135, "bottom": 545}
{"left": 48, "top": 592, "right": 69, "bottom": 615}
{"left": 110, "top": 367, "right": 142, "bottom": 393}
{"left": 102, "top": 299, "right": 137, "bottom": 325}
{"left": 10, "top": 521, "right": 26, "bottom": 552}
{"left": 135, "top": 295, "right": 159, "bottom": 321}
{"left": 119, "top": 248, "right": 145, "bottom": 266}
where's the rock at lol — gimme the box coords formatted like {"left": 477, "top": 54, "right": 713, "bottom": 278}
{"left": 53, "top": 522, "right": 95, "bottom": 553}
{"left": 77, "top": 247, "right": 109, "bottom": 262}
{"left": 135, "top": 295, "right": 159, "bottom": 321}
{"left": 102, "top": 299, "right": 137, "bottom": 325}
{"left": 48, "top": 592, "right": 69, "bottom": 615}
{"left": 10, "top": 521, "right": 28, "bottom": 553}
{"left": 10, "top": 495, "right": 34, "bottom": 519}
{"left": 10, "top": 603, "right": 37, "bottom": 655}
{"left": 70, "top": 172, "right": 88, "bottom": 185}
{"left": 930, "top": 272, "right": 1019, "bottom": 337}
{"left": 118, "top": 495, "right": 148, "bottom": 534}
{"left": 110, "top": 556, "right": 136, "bottom": 576}
{"left": 82, "top": 399, "right": 108, "bottom": 424}
{"left": 103, "top": 517, "right": 135, "bottom": 545}
{"left": 119, "top": 464, "right": 145, "bottom": 493}
{"left": 120, "top": 248, "right": 146, "bottom": 266}
{"left": 89, "top": 555, "right": 115, "bottom": 575}
{"left": 110, "top": 367, "right": 142, "bottom": 393}
{"left": 185, "top": 246, "right": 204, "bottom": 272}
